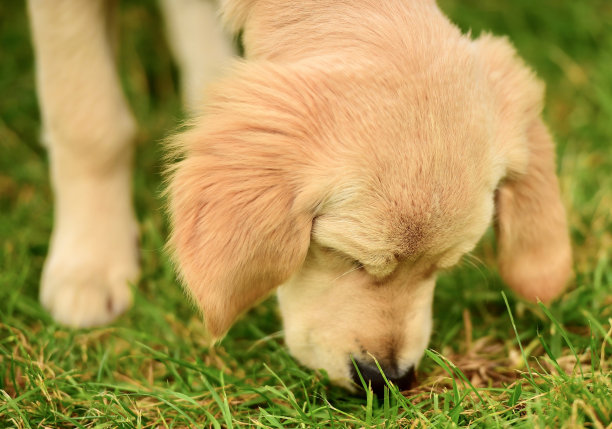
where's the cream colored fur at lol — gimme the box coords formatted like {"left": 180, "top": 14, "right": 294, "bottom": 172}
{"left": 168, "top": 0, "right": 572, "bottom": 388}
{"left": 29, "top": 0, "right": 571, "bottom": 389}
{"left": 28, "top": 0, "right": 234, "bottom": 327}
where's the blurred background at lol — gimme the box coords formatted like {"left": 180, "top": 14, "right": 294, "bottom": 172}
{"left": 1, "top": 0, "right": 610, "bottom": 426}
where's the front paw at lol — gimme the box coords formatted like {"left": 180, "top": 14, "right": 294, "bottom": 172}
{"left": 40, "top": 223, "right": 140, "bottom": 328}
{"left": 40, "top": 266, "right": 136, "bottom": 328}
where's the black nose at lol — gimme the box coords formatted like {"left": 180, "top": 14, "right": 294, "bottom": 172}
{"left": 351, "top": 360, "right": 416, "bottom": 396}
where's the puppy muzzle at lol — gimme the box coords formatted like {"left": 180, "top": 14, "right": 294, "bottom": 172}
{"left": 351, "top": 359, "right": 416, "bottom": 396}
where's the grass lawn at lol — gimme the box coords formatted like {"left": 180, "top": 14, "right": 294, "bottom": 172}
{"left": 1, "top": 0, "right": 611, "bottom": 427}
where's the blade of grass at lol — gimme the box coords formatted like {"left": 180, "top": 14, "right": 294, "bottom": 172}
{"left": 502, "top": 292, "right": 539, "bottom": 390}
{"left": 538, "top": 302, "right": 584, "bottom": 377}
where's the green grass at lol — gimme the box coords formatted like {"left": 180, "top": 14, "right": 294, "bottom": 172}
{"left": 1, "top": 1, "right": 611, "bottom": 427}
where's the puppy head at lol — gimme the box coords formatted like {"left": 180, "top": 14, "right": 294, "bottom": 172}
{"left": 278, "top": 161, "right": 497, "bottom": 389}
{"left": 167, "top": 35, "right": 570, "bottom": 388}
{"left": 275, "top": 87, "right": 499, "bottom": 388}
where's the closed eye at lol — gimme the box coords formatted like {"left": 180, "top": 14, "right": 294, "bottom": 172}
{"left": 361, "top": 254, "right": 398, "bottom": 279}
{"left": 437, "top": 239, "right": 480, "bottom": 269}
{"left": 437, "top": 252, "right": 463, "bottom": 269}
{"left": 332, "top": 262, "right": 365, "bottom": 282}
{"left": 320, "top": 246, "right": 364, "bottom": 269}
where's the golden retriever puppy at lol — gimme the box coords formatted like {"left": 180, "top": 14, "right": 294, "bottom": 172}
{"left": 167, "top": 0, "right": 572, "bottom": 392}
{"left": 28, "top": 0, "right": 572, "bottom": 393}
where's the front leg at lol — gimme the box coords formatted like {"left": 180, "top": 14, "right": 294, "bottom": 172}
{"left": 159, "top": 0, "right": 236, "bottom": 112}
{"left": 28, "top": 0, "right": 139, "bottom": 327}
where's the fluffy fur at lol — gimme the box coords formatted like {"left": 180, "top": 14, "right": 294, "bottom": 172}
{"left": 28, "top": 0, "right": 234, "bottom": 326}
{"left": 28, "top": 0, "right": 572, "bottom": 390}
{"left": 167, "top": 0, "right": 572, "bottom": 388}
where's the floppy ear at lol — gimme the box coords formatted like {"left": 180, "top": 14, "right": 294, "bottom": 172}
{"left": 166, "top": 63, "right": 322, "bottom": 338}
{"left": 476, "top": 34, "right": 572, "bottom": 303}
